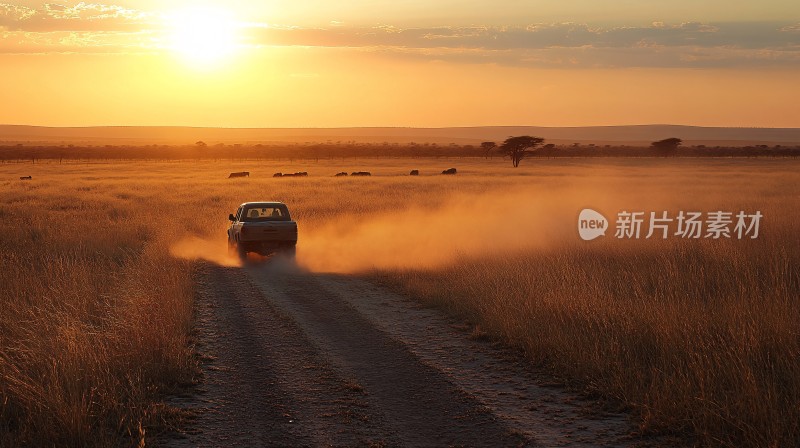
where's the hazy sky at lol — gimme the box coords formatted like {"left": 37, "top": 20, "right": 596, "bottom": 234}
{"left": 1, "top": 1, "right": 798, "bottom": 127}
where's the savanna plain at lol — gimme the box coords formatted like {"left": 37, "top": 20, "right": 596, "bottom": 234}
{"left": 0, "top": 157, "right": 798, "bottom": 447}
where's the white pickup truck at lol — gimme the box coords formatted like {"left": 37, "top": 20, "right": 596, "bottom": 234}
{"left": 227, "top": 202, "right": 298, "bottom": 259}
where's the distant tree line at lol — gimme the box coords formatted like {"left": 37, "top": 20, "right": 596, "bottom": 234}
{"left": 0, "top": 140, "right": 798, "bottom": 162}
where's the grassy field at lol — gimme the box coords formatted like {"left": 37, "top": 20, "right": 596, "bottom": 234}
{"left": 0, "top": 157, "right": 798, "bottom": 446}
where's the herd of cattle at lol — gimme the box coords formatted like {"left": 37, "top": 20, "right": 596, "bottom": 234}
{"left": 227, "top": 168, "right": 457, "bottom": 179}
{"left": 15, "top": 169, "right": 458, "bottom": 181}
{"left": 273, "top": 172, "right": 308, "bottom": 177}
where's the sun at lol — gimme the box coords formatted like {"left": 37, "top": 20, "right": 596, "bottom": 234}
{"left": 167, "top": 7, "right": 239, "bottom": 66}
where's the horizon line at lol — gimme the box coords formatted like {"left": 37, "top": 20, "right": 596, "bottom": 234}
{"left": 2, "top": 124, "right": 799, "bottom": 130}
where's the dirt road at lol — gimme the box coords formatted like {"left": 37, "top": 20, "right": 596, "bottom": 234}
{"left": 167, "top": 261, "right": 636, "bottom": 447}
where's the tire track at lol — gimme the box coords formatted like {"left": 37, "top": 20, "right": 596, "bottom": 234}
{"left": 167, "top": 264, "right": 394, "bottom": 447}
{"left": 245, "top": 263, "right": 528, "bottom": 447}
{"left": 168, "top": 260, "right": 643, "bottom": 447}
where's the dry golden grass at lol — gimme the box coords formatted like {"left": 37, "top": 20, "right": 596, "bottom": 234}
{"left": 390, "top": 238, "right": 799, "bottom": 446}
{"left": 0, "top": 173, "right": 199, "bottom": 446}
{"left": 1, "top": 157, "right": 797, "bottom": 446}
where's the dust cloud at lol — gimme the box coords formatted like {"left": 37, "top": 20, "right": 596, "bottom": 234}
{"left": 169, "top": 235, "right": 242, "bottom": 267}
{"left": 297, "top": 187, "right": 581, "bottom": 274}
{"left": 168, "top": 179, "right": 698, "bottom": 273}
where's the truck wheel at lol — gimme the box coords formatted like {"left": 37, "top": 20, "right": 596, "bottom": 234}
{"left": 283, "top": 246, "right": 296, "bottom": 261}
{"left": 237, "top": 243, "right": 248, "bottom": 262}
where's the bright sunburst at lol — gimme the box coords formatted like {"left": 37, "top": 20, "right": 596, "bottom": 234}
{"left": 167, "top": 7, "right": 239, "bottom": 66}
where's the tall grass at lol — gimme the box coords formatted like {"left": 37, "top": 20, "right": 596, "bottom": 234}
{"left": 0, "top": 159, "right": 487, "bottom": 445}
{"left": 0, "top": 180, "right": 195, "bottom": 446}
{"left": 386, "top": 212, "right": 800, "bottom": 446}
{"left": 1, "top": 158, "right": 797, "bottom": 446}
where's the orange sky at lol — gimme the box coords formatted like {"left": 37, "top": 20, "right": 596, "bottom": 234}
{"left": 1, "top": 1, "right": 799, "bottom": 127}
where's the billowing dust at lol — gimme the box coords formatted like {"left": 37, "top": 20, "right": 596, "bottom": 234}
{"left": 298, "top": 187, "right": 589, "bottom": 273}
{"left": 169, "top": 235, "right": 242, "bottom": 267}
{"left": 169, "top": 182, "right": 692, "bottom": 274}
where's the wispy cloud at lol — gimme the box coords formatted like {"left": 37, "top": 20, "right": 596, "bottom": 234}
{"left": 1, "top": 3, "right": 798, "bottom": 67}
{"left": 0, "top": 2, "right": 150, "bottom": 32}
{"left": 0, "top": 3, "right": 158, "bottom": 53}
{"left": 247, "top": 22, "right": 799, "bottom": 51}
{"left": 780, "top": 23, "right": 800, "bottom": 32}
{"left": 244, "top": 21, "right": 800, "bottom": 67}
{"left": 0, "top": 30, "right": 158, "bottom": 54}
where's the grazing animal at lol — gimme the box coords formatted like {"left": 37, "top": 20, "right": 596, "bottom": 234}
{"left": 335, "top": 172, "right": 348, "bottom": 177}
{"left": 351, "top": 171, "right": 371, "bottom": 176}
{"left": 281, "top": 172, "right": 309, "bottom": 177}
{"left": 273, "top": 172, "right": 283, "bottom": 177}
{"left": 19, "top": 175, "right": 32, "bottom": 180}
{"left": 441, "top": 168, "right": 457, "bottom": 175}
{"left": 228, "top": 171, "right": 250, "bottom": 178}
{"left": 409, "top": 170, "right": 419, "bottom": 176}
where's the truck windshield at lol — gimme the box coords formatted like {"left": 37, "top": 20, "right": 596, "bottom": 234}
{"left": 241, "top": 206, "right": 289, "bottom": 222}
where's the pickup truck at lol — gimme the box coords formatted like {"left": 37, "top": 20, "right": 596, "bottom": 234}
{"left": 228, "top": 202, "right": 298, "bottom": 259}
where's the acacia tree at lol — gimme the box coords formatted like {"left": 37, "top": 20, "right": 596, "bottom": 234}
{"left": 651, "top": 137, "right": 682, "bottom": 157}
{"left": 480, "top": 141, "right": 496, "bottom": 159}
{"left": 498, "top": 135, "right": 545, "bottom": 167}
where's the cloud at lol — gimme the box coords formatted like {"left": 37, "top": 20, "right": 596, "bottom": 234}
{"left": 0, "top": 29, "right": 156, "bottom": 54}
{"left": 246, "top": 21, "right": 798, "bottom": 51}
{"left": 0, "top": 2, "right": 150, "bottom": 32}
{"left": 243, "top": 21, "right": 800, "bottom": 67}
{"left": 0, "top": 4, "right": 35, "bottom": 22}
{"left": 356, "top": 44, "right": 800, "bottom": 69}
{"left": 0, "top": 2, "right": 161, "bottom": 54}
{"left": 0, "top": 4, "right": 798, "bottom": 68}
